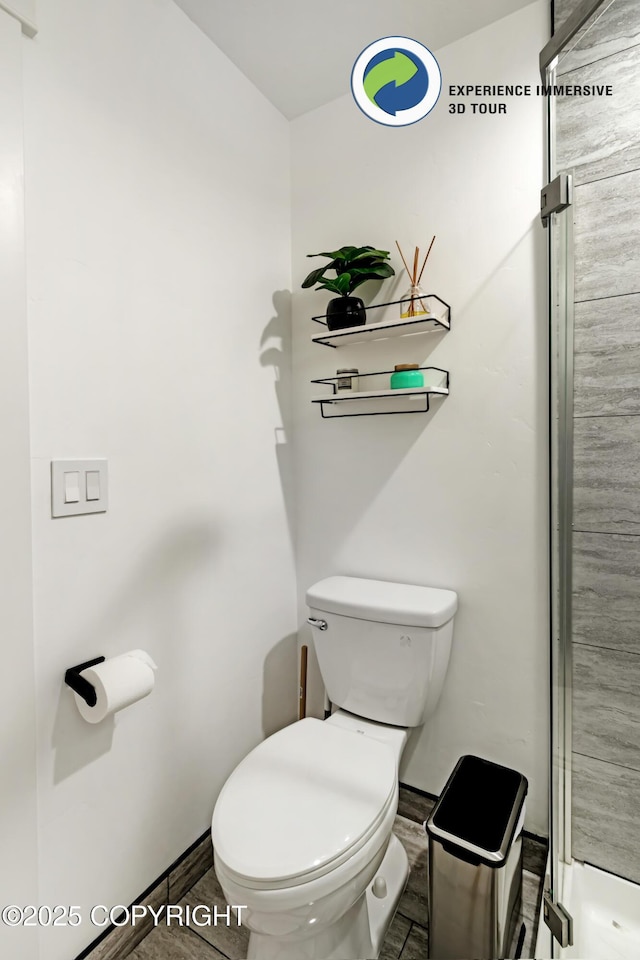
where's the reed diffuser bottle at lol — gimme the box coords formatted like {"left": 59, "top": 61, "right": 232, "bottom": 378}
{"left": 396, "top": 237, "right": 435, "bottom": 318}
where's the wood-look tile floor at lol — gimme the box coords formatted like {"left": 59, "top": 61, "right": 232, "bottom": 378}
{"left": 128, "top": 815, "right": 544, "bottom": 960}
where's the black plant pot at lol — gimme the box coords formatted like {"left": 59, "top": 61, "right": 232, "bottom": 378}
{"left": 326, "top": 296, "right": 366, "bottom": 331}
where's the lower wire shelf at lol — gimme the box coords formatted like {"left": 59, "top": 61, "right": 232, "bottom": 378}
{"left": 311, "top": 366, "right": 450, "bottom": 418}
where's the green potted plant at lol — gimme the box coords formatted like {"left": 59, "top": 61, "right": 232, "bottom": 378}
{"left": 302, "top": 245, "right": 395, "bottom": 331}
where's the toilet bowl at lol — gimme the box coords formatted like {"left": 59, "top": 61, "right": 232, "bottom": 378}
{"left": 211, "top": 576, "right": 458, "bottom": 960}
{"left": 212, "top": 713, "right": 409, "bottom": 960}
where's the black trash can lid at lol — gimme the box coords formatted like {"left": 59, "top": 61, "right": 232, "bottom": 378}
{"left": 425, "top": 755, "right": 528, "bottom": 867}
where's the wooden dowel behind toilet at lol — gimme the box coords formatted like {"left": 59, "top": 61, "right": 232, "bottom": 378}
{"left": 299, "top": 644, "right": 308, "bottom": 720}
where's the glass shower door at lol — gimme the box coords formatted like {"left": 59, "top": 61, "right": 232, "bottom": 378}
{"left": 544, "top": 0, "right": 640, "bottom": 956}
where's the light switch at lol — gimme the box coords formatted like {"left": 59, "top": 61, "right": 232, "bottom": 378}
{"left": 51, "top": 460, "right": 108, "bottom": 517}
{"left": 86, "top": 470, "right": 100, "bottom": 501}
{"left": 64, "top": 471, "right": 80, "bottom": 503}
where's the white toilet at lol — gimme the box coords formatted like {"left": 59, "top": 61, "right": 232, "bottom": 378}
{"left": 211, "top": 575, "right": 457, "bottom": 960}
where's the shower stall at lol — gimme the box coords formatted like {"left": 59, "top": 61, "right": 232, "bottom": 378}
{"left": 540, "top": 0, "right": 640, "bottom": 956}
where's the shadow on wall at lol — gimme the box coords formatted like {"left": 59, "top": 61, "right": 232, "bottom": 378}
{"left": 52, "top": 521, "right": 220, "bottom": 784}
{"left": 292, "top": 370, "right": 446, "bottom": 583}
{"left": 262, "top": 633, "right": 299, "bottom": 738}
{"left": 260, "top": 290, "right": 296, "bottom": 550}
{"left": 295, "top": 218, "right": 546, "bottom": 574}
{"left": 455, "top": 219, "right": 545, "bottom": 328}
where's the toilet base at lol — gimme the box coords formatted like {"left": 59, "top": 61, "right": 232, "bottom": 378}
{"left": 246, "top": 834, "right": 409, "bottom": 960}
{"left": 366, "top": 834, "right": 410, "bottom": 957}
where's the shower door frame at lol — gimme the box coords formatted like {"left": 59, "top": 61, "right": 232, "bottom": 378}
{"left": 539, "top": 0, "right": 609, "bottom": 78}
{"left": 541, "top": 0, "right": 612, "bottom": 950}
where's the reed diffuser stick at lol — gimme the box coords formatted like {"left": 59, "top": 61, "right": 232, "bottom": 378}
{"left": 395, "top": 240, "right": 412, "bottom": 279}
{"left": 417, "top": 235, "right": 436, "bottom": 285}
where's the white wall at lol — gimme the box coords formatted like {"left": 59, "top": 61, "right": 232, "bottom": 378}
{"left": 4, "top": 5, "right": 552, "bottom": 954}
{"left": 23, "top": 2, "right": 296, "bottom": 957}
{"left": 0, "top": 9, "right": 38, "bottom": 960}
{"left": 291, "top": 1, "right": 549, "bottom": 834}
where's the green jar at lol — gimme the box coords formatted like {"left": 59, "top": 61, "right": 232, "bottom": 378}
{"left": 390, "top": 364, "right": 424, "bottom": 389}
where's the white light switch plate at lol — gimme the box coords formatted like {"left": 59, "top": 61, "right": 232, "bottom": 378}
{"left": 51, "top": 460, "right": 108, "bottom": 517}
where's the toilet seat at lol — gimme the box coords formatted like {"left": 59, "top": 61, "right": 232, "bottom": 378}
{"left": 212, "top": 718, "right": 397, "bottom": 889}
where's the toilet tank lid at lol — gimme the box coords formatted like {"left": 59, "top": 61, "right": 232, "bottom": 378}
{"left": 306, "top": 576, "right": 458, "bottom": 628}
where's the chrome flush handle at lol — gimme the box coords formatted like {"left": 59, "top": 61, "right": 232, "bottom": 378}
{"left": 307, "top": 617, "right": 328, "bottom": 631}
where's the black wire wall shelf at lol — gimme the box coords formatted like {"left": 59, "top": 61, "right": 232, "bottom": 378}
{"left": 311, "top": 366, "right": 450, "bottom": 419}
{"left": 311, "top": 294, "right": 450, "bottom": 348}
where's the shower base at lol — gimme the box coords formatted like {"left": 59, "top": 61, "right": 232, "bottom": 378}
{"left": 535, "top": 859, "right": 640, "bottom": 960}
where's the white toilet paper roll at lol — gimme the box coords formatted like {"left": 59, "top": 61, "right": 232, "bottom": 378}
{"left": 74, "top": 650, "right": 157, "bottom": 724}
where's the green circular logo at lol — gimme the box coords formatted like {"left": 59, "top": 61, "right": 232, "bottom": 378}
{"left": 351, "top": 37, "right": 442, "bottom": 126}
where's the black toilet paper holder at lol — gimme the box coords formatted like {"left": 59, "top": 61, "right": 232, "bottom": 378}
{"left": 64, "top": 656, "right": 106, "bottom": 707}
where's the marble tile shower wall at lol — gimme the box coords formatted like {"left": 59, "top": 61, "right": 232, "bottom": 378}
{"left": 554, "top": 0, "right": 640, "bottom": 885}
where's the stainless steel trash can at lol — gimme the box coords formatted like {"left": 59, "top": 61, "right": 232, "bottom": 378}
{"left": 425, "top": 755, "right": 528, "bottom": 960}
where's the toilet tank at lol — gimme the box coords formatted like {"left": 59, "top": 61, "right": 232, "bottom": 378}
{"left": 306, "top": 576, "right": 457, "bottom": 728}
